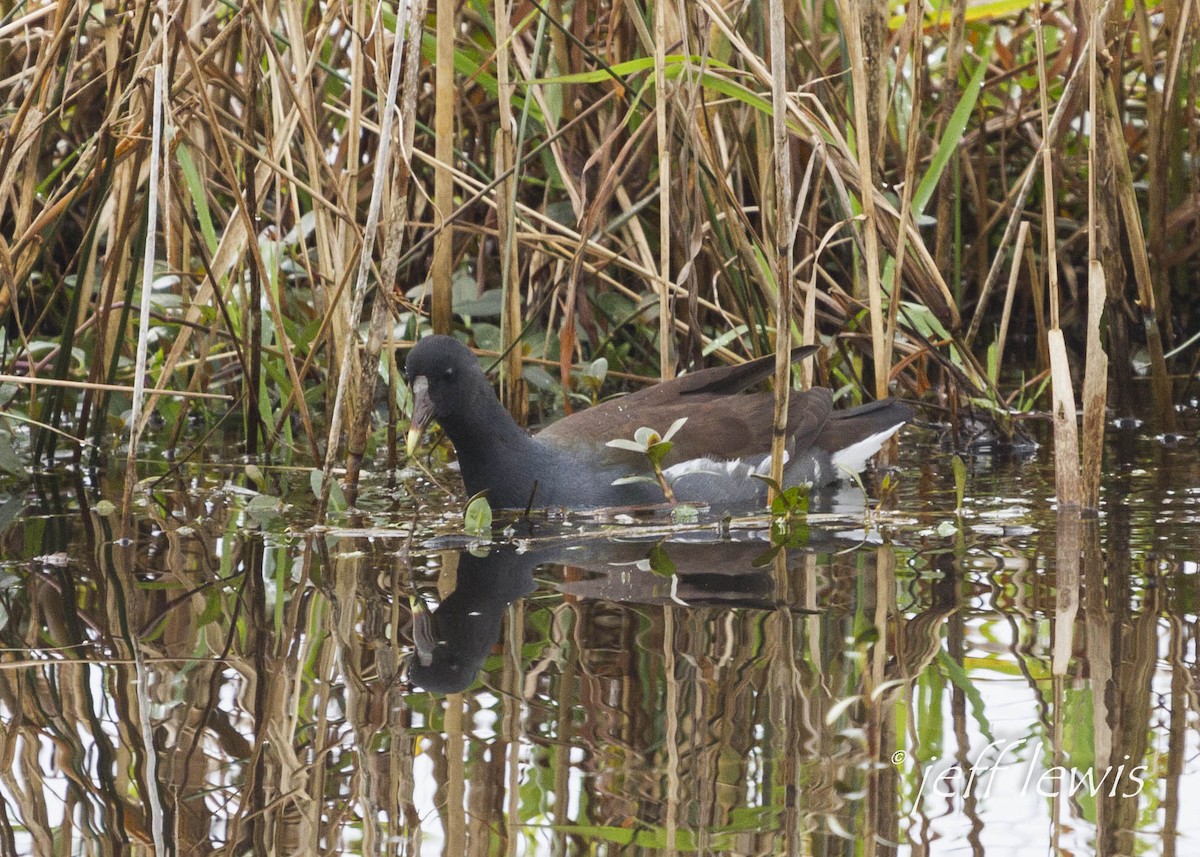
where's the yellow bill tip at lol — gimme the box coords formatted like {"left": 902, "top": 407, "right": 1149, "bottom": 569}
{"left": 405, "top": 425, "right": 423, "bottom": 458}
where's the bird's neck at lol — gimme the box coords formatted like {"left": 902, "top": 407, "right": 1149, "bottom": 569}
{"left": 442, "top": 388, "right": 541, "bottom": 501}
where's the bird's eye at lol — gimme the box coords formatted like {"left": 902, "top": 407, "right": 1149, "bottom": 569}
{"left": 443, "top": 367, "right": 456, "bottom": 380}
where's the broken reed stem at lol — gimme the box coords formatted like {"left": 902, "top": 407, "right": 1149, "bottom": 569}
{"left": 1082, "top": 262, "right": 1108, "bottom": 510}
{"left": 1047, "top": 329, "right": 1082, "bottom": 508}
{"left": 1081, "top": 9, "right": 1107, "bottom": 512}
{"left": 1036, "top": 3, "right": 1080, "bottom": 508}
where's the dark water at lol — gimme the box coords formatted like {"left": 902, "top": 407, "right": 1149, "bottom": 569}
{"left": 0, "top": 418, "right": 1198, "bottom": 855}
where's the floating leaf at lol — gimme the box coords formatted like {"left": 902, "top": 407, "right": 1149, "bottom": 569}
{"left": 245, "top": 493, "right": 283, "bottom": 526}
{"left": 464, "top": 493, "right": 493, "bottom": 538}
{"left": 671, "top": 504, "right": 699, "bottom": 524}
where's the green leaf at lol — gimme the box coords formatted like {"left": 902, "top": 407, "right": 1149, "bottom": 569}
{"left": 647, "top": 543, "right": 676, "bottom": 577}
{"left": 0, "top": 431, "right": 24, "bottom": 476}
{"left": 854, "top": 626, "right": 881, "bottom": 646}
{"left": 528, "top": 54, "right": 737, "bottom": 85}
{"left": 671, "top": 504, "right": 699, "bottom": 524}
{"left": 244, "top": 493, "right": 283, "bottom": 526}
{"left": 176, "top": 145, "right": 218, "bottom": 253}
{"left": 464, "top": 493, "right": 493, "bottom": 538}
{"left": 522, "top": 364, "right": 558, "bottom": 391}
{"left": 453, "top": 289, "right": 504, "bottom": 318}
{"left": 197, "top": 587, "right": 223, "bottom": 628}
{"left": 770, "top": 493, "right": 790, "bottom": 517}
{"left": 645, "top": 439, "right": 672, "bottom": 468}
{"left": 912, "top": 44, "right": 993, "bottom": 218}
{"left": 0, "top": 494, "right": 25, "bottom": 531}
{"left": 750, "top": 473, "right": 785, "bottom": 496}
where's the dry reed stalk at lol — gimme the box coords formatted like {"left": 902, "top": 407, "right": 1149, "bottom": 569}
{"left": 405, "top": 143, "right": 750, "bottom": 354}
{"left": 128, "top": 63, "right": 166, "bottom": 449}
{"left": 798, "top": 156, "right": 824, "bottom": 391}
{"left": 432, "top": 0, "right": 456, "bottom": 333}
{"left": 1101, "top": 79, "right": 1176, "bottom": 432}
{"left": 1146, "top": 0, "right": 1189, "bottom": 316}
{"left": 992, "top": 221, "right": 1030, "bottom": 381}
{"left": 1033, "top": 4, "right": 1079, "bottom": 506}
{"left": 841, "top": 0, "right": 888, "bottom": 400}
{"left": 654, "top": 0, "right": 673, "bottom": 379}
{"left": 1047, "top": 332, "right": 1082, "bottom": 508}
{"left": 318, "top": 0, "right": 410, "bottom": 512}
{"left": 509, "top": 25, "right": 585, "bottom": 217}
{"left": 496, "top": 0, "right": 526, "bottom": 422}
{"left": 1080, "top": 14, "right": 1108, "bottom": 512}
{"left": 1082, "top": 262, "right": 1108, "bottom": 510}
{"left": 139, "top": 30, "right": 318, "bottom": 459}
{"left": 887, "top": 5, "right": 926, "bottom": 393}
{"left": 0, "top": 374, "right": 231, "bottom": 400}
{"left": 932, "top": 0, "right": 967, "bottom": 279}
{"left": 1024, "top": 240, "right": 1049, "bottom": 372}
{"left": 767, "top": 0, "right": 793, "bottom": 495}
{"left": 1033, "top": 11, "right": 1059, "bottom": 331}
{"left": 967, "top": 0, "right": 1117, "bottom": 347}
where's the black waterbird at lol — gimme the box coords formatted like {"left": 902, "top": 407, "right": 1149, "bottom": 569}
{"left": 404, "top": 335, "right": 912, "bottom": 510}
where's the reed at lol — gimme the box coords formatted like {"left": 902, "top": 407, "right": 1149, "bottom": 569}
{"left": 0, "top": 0, "right": 1191, "bottom": 482}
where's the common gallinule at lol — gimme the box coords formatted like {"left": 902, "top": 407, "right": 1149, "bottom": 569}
{"left": 404, "top": 335, "right": 912, "bottom": 510}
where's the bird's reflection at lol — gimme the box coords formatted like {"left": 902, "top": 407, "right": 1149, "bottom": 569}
{"left": 407, "top": 529, "right": 841, "bottom": 693}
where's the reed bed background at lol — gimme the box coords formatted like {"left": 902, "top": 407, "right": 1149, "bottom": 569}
{"left": 1, "top": 0, "right": 1196, "bottom": 504}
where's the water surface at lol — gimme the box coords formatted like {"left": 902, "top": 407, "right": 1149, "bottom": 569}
{"left": 0, "top": 417, "right": 1197, "bottom": 855}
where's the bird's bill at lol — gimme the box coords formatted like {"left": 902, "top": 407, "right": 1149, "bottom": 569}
{"left": 406, "top": 375, "right": 432, "bottom": 457}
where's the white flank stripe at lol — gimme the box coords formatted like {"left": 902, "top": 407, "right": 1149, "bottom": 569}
{"left": 830, "top": 423, "right": 906, "bottom": 475}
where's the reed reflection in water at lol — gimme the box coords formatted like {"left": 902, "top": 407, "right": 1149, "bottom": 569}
{"left": 0, "top": 431, "right": 1198, "bottom": 854}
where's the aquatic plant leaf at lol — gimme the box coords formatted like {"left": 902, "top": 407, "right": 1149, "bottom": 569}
{"left": 464, "top": 493, "right": 492, "bottom": 538}
{"left": 647, "top": 543, "right": 676, "bottom": 577}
